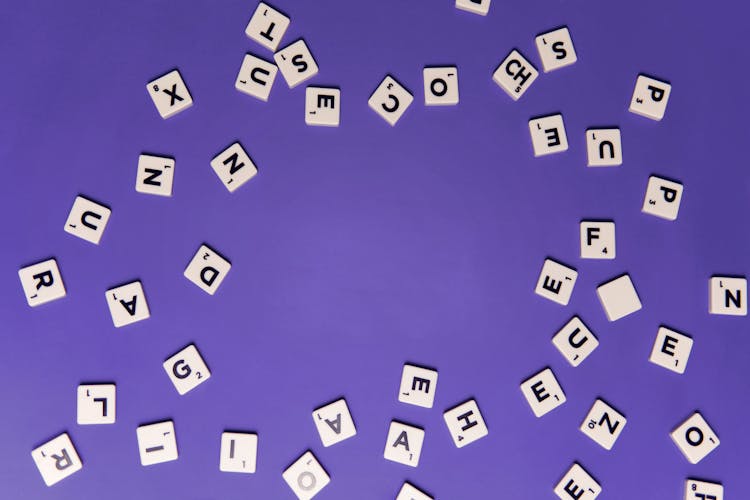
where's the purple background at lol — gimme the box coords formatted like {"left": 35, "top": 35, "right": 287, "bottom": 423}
{"left": 1, "top": 0, "right": 748, "bottom": 498}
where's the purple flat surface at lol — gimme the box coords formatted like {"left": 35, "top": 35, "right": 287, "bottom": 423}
{"left": 1, "top": 1, "right": 748, "bottom": 498}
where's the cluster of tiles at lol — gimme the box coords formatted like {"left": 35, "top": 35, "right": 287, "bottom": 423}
{"left": 19, "top": 1, "right": 743, "bottom": 498}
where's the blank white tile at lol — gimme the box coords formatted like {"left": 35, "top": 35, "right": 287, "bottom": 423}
{"left": 554, "top": 463, "right": 601, "bottom": 499}
{"left": 64, "top": 196, "right": 111, "bottom": 245}
{"left": 580, "top": 221, "right": 615, "bottom": 259}
{"left": 136, "top": 154, "right": 174, "bottom": 197}
{"left": 210, "top": 142, "right": 258, "bottom": 193}
{"left": 31, "top": 433, "right": 83, "bottom": 486}
{"left": 492, "top": 49, "right": 538, "bottom": 100}
{"left": 423, "top": 66, "right": 459, "bottom": 106}
{"left": 368, "top": 75, "right": 414, "bottom": 126}
{"left": 552, "top": 316, "right": 599, "bottom": 367}
{"left": 274, "top": 39, "right": 318, "bottom": 89}
{"left": 670, "top": 412, "right": 720, "bottom": 464}
{"left": 629, "top": 74, "right": 671, "bottom": 121}
{"left": 529, "top": 114, "right": 568, "bottom": 156}
{"left": 398, "top": 364, "right": 438, "bottom": 408}
{"left": 146, "top": 70, "right": 193, "bottom": 119}
{"left": 220, "top": 432, "right": 257, "bottom": 474}
{"left": 649, "top": 327, "right": 693, "bottom": 374}
{"left": 19, "top": 258, "right": 66, "bottom": 307}
{"left": 642, "top": 175, "right": 683, "bottom": 221}
{"left": 709, "top": 276, "right": 747, "bottom": 316}
{"left": 596, "top": 274, "right": 642, "bottom": 321}
{"left": 312, "top": 398, "right": 356, "bottom": 447}
{"left": 520, "top": 368, "right": 566, "bottom": 418}
{"left": 455, "top": 0, "right": 490, "bottom": 16}
{"left": 282, "top": 451, "right": 330, "bottom": 500}
{"left": 383, "top": 421, "right": 424, "bottom": 467}
{"left": 535, "top": 258, "right": 578, "bottom": 305}
{"left": 580, "top": 399, "right": 627, "bottom": 451}
{"left": 163, "top": 344, "right": 211, "bottom": 395}
{"left": 245, "top": 2, "right": 290, "bottom": 52}
{"left": 535, "top": 27, "right": 577, "bottom": 72}
{"left": 397, "top": 482, "right": 433, "bottom": 500}
{"left": 77, "top": 384, "right": 116, "bottom": 425}
{"left": 137, "top": 420, "right": 178, "bottom": 466}
{"left": 586, "top": 128, "right": 622, "bottom": 167}
{"left": 305, "top": 87, "right": 340, "bottom": 127}
{"left": 105, "top": 280, "right": 150, "bottom": 328}
{"left": 184, "top": 244, "right": 231, "bottom": 295}
{"left": 443, "top": 399, "right": 489, "bottom": 448}
{"left": 684, "top": 479, "right": 723, "bottom": 500}
{"left": 235, "top": 53, "right": 278, "bottom": 102}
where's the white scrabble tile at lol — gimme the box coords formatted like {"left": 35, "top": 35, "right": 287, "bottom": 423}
{"left": 629, "top": 74, "right": 671, "bottom": 121}
{"left": 137, "top": 420, "right": 178, "bottom": 466}
{"left": 397, "top": 482, "right": 433, "bottom": 500}
{"left": 670, "top": 412, "right": 720, "bottom": 464}
{"left": 31, "top": 433, "right": 83, "bottom": 486}
{"left": 184, "top": 244, "right": 231, "bottom": 295}
{"left": 423, "top": 66, "right": 459, "bottom": 106}
{"left": 554, "top": 463, "right": 601, "bottom": 500}
{"left": 455, "top": 0, "right": 490, "bottom": 16}
{"left": 443, "top": 399, "right": 489, "bottom": 448}
{"left": 245, "top": 2, "right": 290, "bottom": 52}
{"left": 535, "top": 27, "right": 577, "bottom": 72}
{"left": 535, "top": 258, "right": 578, "bottom": 306}
{"left": 520, "top": 368, "right": 566, "bottom": 418}
{"left": 105, "top": 280, "right": 150, "bottom": 327}
{"left": 19, "top": 258, "right": 66, "bottom": 307}
{"left": 596, "top": 274, "right": 642, "bottom": 321}
{"left": 492, "top": 49, "right": 538, "bottom": 100}
{"left": 586, "top": 128, "right": 622, "bottom": 167}
{"left": 77, "top": 384, "right": 116, "bottom": 425}
{"left": 146, "top": 70, "right": 193, "bottom": 119}
{"left": 136, "top": 154, "right": 175, "bottom": 197}
{"left": 642, "top": 175, "right": 683, "bottom": 221}
{"left": 210, "top": 142, "right": 258, "bottom": 193}
{"left": 220, "top": 432, "right": 257, "bottom": 474}
{"left": 685, "top": 479, "right": 723, "bottom": 500}
{"left": 579, "top": 399, "right": 627, "bottom": 450}
{"left": 64, "top": 196, "right": 111, "bottom": 245}
{"left": 580, "top": 221, "right": 615, "bottom": 259}
{"left": 709, "top": 276, "right": 747, "bottom": 316}
{"left": 398, "top": 364, "right": 438, "bottom": 408}
{"left": 529, "top": 114, "right": 568, "bottom": 156}
{"left": 649, "top": 327, "right": 693, "bottom": 374}
{"left": 163, "top": 344, "right": 211, "bottom": 395}
{"left": 305, "top": 86, "right": 340, "bottom": 127}
{"left": 383, "top": 421, "right": 424, "bottom": 467}
{"left": 368, "top": 75, "right": 414, "bottom": 126}
{"left": 274, "top": 39, "right": 318, "bottom": 89}
{"left": 312, "top": 398, "right": 357, "bottom": 447}
{"left": 552, "top": 316, "right": 599, "bottom": 367}
{"left": 235, "top": 53, "right": 278, "bottom": 102}
{"left": 282, "top": 451, "right": 330, "bottom": 500}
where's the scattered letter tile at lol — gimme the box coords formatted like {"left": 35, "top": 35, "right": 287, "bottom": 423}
{"left": 596, "top": 274, "right": 642, "bottom": 321}
{"left": 163, "top": 344, "right": 211, "bottom": 395}
{"left": 529, "top": 114, "right": 568, "bottom": 156}
{"left": 136, "top": 154, "right": 175, "bottom": 197}
{"left": 77, "top": 384, "right": 116, "bottom": 425}
{"left": 443, "top": 399, "right": 489, "bottom": 448}
{"left": 368, "top": 75, "right": 414, "bottom": 126}
{"left": 552, "top": 316, "right": 599, "bottom": 367}
{"left": 580, "top": 221, "right": 615, "bottom": 259}
{"left": 210, "top": 142, "right": 258, "bottom": 193}
{"left": 236, "top": 53, "right": 278, "bottom": 102}
{"left": 282, "top": 451, "right": 330, "bottom": 500}
{"left": 423, "top": 66, "right": 459, "bottom": 106}
{"left": 137, "top": 420, "right": 178, "bottom": 466}
{"left": 274, "top": 39, "right": 318, "bottom": 89}
{"left": 520, "top": 368, "right": 566, "bottom": 417}
{"left": 220, "top": 432, "right": 257, "bottom": 474}
{"left": 245, "top": 2, "right": 290, "bottom": 52}
{"left": 398, "top": 364, "right": 438, "bottom": 408}
{"left": 455, "top": 0, "right": 490, "bottom": 16}
{"left": 670, "top": 412, "right": 720, "bottom": 464}
{"left": 105, "top": 281, "right": 150, "bottom": 327}
{"left": 709, "top": 276, "right": 747, "bottom": 316}
{"left": 19, "top": 258, "right": 66, "bottom": 307}
{"left": 586, "top": 128, "right": 622, "bottom": 167}
{"left": 629, "top": 74, "right": 671, "bottom": 121}
{"left": 184, "top": 244, "right": 231, "bottom": 295}
{"left": 535, "top": 258, "right": 578, "bottom": 306}
{"left": 64, "top": 196, "right": 111, "bottom": 245}
{"left": 146, "top": 70, "right": 193, "bottom": 119}
{"left": 31, "top": 433, "right": 83, "bottom": 486}
{"left": 554, "top": 463, "right": 601, "bottom": 499}
{"left": 685, "top": 479, "right": 723, "bottom": 500}
{"left": 535, "top": 27, "right": 577, "bottom": 72}
{"left": 579, "top": 399, "right": 627, "bottom": 450}
{"left": 305, "top": 87, "right": 340, "bottom": 127}
{"left": 492, "top": 49, "right": 538, "bottom": 100}
{"left": 397, "top": 482, "right": 433, "bottom": 500}
{"left": 383, "top": 421, "right": 424, "bottom": 467}
{"left": 312, "top": 398, "right": 356, "bottom": 447}
{"left": 649, "top": 327, "right": 693, "bottom": 374}
{"left": 642, "top": 175, "right": 683, "bottom": 220}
